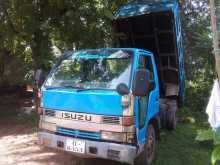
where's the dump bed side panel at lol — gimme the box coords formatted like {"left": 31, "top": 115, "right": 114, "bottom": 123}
{"left": 113, "top": 0, "right": 184, "bottom": 102}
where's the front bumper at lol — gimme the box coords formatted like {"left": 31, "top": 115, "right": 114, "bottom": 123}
{"left": 38, "top": 131, "right": 137, "bottom": 164}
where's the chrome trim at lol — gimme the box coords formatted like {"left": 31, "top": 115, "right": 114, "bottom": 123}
{"left": 53, "top": 110, "right": 103, "bottom": 123}
{"left": 102, "top": 116, "right": 120, "bottom": 125}
{"left": 44, "top": 110, "right": 123, "bottom": 125}
{"left": 39, "top": 131, "right": 137, "bottom": 164}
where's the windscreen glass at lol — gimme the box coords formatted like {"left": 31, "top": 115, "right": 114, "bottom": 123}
{"left": 45, "top": 49, "right": 133, "bottom": 90}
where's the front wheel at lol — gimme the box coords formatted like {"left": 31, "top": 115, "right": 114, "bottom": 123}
{"left": 135, "top": 124, "right": 156, "bottom": 165}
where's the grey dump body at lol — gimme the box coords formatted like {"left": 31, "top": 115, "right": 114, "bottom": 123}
{"left": 113, "top": 0, "right": 185, "bottom": 103}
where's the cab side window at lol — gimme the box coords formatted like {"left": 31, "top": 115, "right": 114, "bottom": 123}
{"left": 138, "top": 55, "right": 154, "bottom": 82}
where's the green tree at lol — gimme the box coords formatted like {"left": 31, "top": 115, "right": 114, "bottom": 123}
{"left": 180, "top": 0, "right": 215, "bottom": 111}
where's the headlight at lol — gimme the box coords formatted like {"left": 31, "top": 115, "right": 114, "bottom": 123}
{"left": 101, "top": 131, "right": 134, "bottom": 143}
{"left": 122, "top": 95, "right": 134, "bottom": 116}
{"left": 101, "top": 131, "right": 127, "bottom": 142}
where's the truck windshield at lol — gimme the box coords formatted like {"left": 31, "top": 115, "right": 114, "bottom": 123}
{"left": 44, "top": 49, "right": 133, "bottom": 90}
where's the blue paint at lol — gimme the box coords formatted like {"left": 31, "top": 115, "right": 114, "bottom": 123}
{"left": 40, "top": 0, "right": 185, "bottom": 162}
{"left": 113, "top": 0, "right": 184, "bottom": 145}
{"left": 133, "top": 51, "right": 160, "bottom": 144}
{"left": 42, "top": 89, "right": 124, "bottom": 116}
{"left": 115, "top": 0, "right": 178, "bottom": 19}
{"left": 57, "top": 127, "right": 101, "bottom": 140}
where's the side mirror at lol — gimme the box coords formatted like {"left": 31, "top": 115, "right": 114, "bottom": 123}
{"left": 116, "top": 83, "right": 130, "bottom": 96}
{"left": 132, "top": 69, "right": 150, "bottom": 96}
{"left": 34, "top": 69, "right": 44, "bottom": 87}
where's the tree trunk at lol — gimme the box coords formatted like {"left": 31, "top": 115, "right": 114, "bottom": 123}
{"left": 210, "top": 0, "right": 220, "bottom": 82}
{"left": 0, "top": 49, "right": 10, "bottom": 86}
{"left": 0, "top": 54, "right": 5, "bottom": 86}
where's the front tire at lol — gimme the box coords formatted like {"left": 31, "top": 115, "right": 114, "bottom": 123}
{"left": 135, "top": 124, "right": 156, "bottom": 165}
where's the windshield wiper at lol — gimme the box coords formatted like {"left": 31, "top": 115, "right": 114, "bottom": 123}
{"left": 45, "top": 85, "right": 85, "bottom": 90}
{"left": 45, "top": 86, "right": 109, "bottom": 92}
{"left": 75, "top": 88, "right": 110, "bottom": 92}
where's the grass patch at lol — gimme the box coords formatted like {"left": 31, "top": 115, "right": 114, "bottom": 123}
{"left": 154, "top": 110, "right": 212, "bottom": 165}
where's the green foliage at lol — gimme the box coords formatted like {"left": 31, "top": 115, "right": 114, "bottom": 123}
{"left": 0, "top": 0, "right": 132, "bottom": 86}
{"left": 155, "top": 112, "right": 212, "bottom": 165}
{"left": 212, "top": 146, "right": 220, "bottom": 165}
{"left": 180, "top": 0, "right": 215, "bottom": 113}
{"left": 214, "top": 127, "right": 220, "bottom": 145}
{"left": 0, "top": 0, "right": 215, "bottom": 90}
{"left": 185, "top": 116, "right": 196, "bottom": 123}
{"left": 195, "top": 127, "right": 220, "bottom": 164}
{"left": 196, "top": 129, "right": 214, "bottom": 141}
{"left": 185, "top": 80, "right": 213, "bottom": 112}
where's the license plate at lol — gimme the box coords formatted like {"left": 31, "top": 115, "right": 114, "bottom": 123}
{"left": 66, "top": 139, "right": 85, "bottom": 154}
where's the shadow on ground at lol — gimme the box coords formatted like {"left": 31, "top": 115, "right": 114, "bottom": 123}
{"left": 0, "top": 93, "right": 122, "bottom": 165}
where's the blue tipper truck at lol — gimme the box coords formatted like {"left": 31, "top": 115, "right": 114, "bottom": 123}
{"left": 36, "top": 0, "right": 184, "bottom": 164}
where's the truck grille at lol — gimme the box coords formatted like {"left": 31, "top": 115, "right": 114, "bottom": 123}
{"left": 102, "top": 116, "right": 120, "bottom": 125}
{"left": 57, "top": 127, "right": 101, "bottom": 140}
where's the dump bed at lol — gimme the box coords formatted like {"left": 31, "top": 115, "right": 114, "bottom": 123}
{"left": 113, "top": 0, "right": 185, "bottom": 103}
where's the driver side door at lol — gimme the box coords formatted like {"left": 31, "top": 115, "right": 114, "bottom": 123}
{"left": 135, "top": 53, "right": 159, "bottom": 145}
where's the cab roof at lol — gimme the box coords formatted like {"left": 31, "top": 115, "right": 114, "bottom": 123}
{"left": 63, "top": 48, "right": 152, "bottom": 59}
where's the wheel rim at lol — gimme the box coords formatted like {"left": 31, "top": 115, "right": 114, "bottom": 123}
{"left": 146, "top": 126, "right": 155, "bottom": 163}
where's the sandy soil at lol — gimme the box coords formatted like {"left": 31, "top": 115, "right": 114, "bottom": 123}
{"left": 0, "top": 99, "right": 121, "bottom": 165}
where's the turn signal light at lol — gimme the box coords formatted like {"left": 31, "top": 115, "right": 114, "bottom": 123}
{"left": 121, "top": 95, "right": 130, "bottom": 107}
{"left": 122, "top": 116, "right": 134, "bottom": 126}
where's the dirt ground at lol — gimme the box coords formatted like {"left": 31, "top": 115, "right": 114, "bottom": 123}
{"left": 0, "top": 95, "right": 121, "bottom": 165}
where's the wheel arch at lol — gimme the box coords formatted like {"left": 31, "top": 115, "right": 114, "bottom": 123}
{"left": 148, "top": 115, "right": 160, "bottom": 140}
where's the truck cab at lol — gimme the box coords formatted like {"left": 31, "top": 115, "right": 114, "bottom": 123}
{"left": 38, "top": 0, "right": 184, "bottom": 165}
{"left": 38, "top": 48, "right": 159, "bottom": 164}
